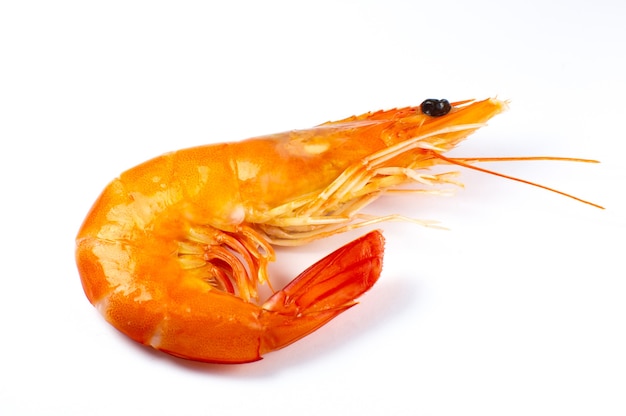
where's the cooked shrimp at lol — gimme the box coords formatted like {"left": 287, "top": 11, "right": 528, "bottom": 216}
{"left": 75, "top": 98, "right": 601, "bottom": 363}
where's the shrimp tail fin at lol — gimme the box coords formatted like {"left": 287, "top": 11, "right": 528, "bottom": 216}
{"left": 259, "top": 230, "right": 384, "bottom": 354}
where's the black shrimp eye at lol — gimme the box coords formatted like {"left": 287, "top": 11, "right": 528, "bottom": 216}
{"left": 420, "top": 99, "right": 452, "bottom": 117}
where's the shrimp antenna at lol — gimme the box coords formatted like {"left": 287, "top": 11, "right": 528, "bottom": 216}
{"left": 432, "top": 153, "right": 605, "bottom": 209}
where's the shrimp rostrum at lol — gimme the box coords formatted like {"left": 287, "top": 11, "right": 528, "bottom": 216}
{"left": 75, "top": 98, "right": 600, "bottom": 363}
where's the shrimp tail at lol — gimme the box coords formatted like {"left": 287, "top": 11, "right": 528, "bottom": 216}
{"left": 259, "top": 230, "right": 384, "bottom": 354}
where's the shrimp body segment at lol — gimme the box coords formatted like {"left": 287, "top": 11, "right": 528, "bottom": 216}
{"left": 77, "top": 98, "right": 560, "bottom": 363}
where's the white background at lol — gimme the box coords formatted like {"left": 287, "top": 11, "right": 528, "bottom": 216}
{"left": 1, "top": 1, "right": 624, "bottom": 415}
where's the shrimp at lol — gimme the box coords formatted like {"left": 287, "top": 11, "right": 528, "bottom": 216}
{"left": 75, "top": 98, "right": 601, "bottom": 363}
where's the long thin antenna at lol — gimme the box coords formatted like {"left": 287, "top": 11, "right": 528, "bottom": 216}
{"left": 450, "top": 156, "right": 600, "bottom": 164}
{"left": 433, "top": 153, "right": 604, "bottom": 209}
